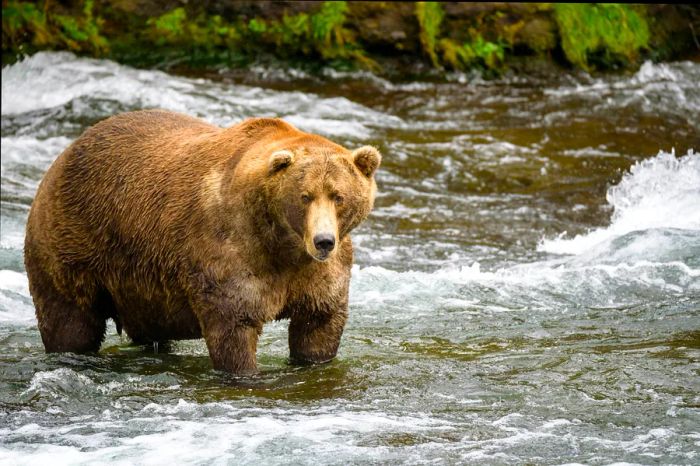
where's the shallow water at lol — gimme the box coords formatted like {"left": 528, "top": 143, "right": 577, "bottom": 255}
{"left": 1, "top": 52, "right": 699, "bottom": 465}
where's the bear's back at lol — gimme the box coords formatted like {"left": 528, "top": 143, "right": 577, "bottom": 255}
{"left": 27, "top": 110, "right": 225, "bottom": 273}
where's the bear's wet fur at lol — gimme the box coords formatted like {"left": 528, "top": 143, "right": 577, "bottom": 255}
{"left": 24, "top": 110, "right": 381, "bottom": 374}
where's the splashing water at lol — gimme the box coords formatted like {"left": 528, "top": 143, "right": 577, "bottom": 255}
{"left": 539, "top": 150, "right": 700, "bottom": 255}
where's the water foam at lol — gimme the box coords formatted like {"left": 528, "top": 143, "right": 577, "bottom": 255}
{"left": 0, "top": 400, "right": 452, "bottom": 466}
{"left": 351, "top": 258, "right": 699, "bottom": 316}
{"left": 539, "top": 150, "right": 700, "bottom": 255}
{"left": 543, "top": 61, "right": 700, "bottom": 117}
{"left": 0, "top": 270, "right": 34, "bottom": 325}
{"left": 0, "top": 52, "right": 399, "bottom": 139}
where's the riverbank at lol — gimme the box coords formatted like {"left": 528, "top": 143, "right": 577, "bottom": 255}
{"left": 3, "top": 2, "right": 699, "bottom": 76}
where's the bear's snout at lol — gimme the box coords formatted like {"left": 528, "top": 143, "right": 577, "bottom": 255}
{"left": 313, "top": 233, "right": 335, "bottom": 255}
{"left": 304, "top": 196, "right": 339, "bottom": 261}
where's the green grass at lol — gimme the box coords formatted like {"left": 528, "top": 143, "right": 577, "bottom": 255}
{"left": 140, "top": 1, "right": 375, "bottom": 69}
{"left": 147, "top": 7, "right": 187, "bottom": 45}
{"left": 1, "top": 1, "right": 657, "bottom": 73}
{"left": 416, "top": 2, "right": 505, "bottom": 72}
{"left": 440, "top": 36, "right": 505, "bottom": 71}
{"left": 311, "top": 1, "right": 348, "bottom": 47}
{"left": 2, "top": 0, "right": 107, "bottom": 55}
{"left": 553, "top": 4, "right": 650, "bottom": 70}
{"left": 416, "top": 2, "right": 444, "bottom": 67}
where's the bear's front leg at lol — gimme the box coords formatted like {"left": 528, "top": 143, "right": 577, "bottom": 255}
{"left": 189, "top": 276, "right": 265, "bottom": 375}
{"left": 288, "top": 308, "right": 348, "bottom": 365}
{"left": 201, "top": 319, "right": 262, "bottom": 374}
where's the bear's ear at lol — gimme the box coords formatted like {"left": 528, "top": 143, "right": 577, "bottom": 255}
{"left": 269, "top": 150, "right": 294, "bottom": 174}
{"left": 352, "top": 146, "right": 381, "bottom": 178}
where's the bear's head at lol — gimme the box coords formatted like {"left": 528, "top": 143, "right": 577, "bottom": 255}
{"left": 265, "top": 140, "right": 381, "bottom": 262}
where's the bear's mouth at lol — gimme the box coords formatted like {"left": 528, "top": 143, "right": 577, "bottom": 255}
{"left": 313, "top": 251, "right": 331, "bottom": 262}
{"left": 307, "top": 248, "right": 331, "bottom": 262}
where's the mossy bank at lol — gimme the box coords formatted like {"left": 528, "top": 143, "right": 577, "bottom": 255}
{"left": 3, "top": 1, "right": 699, "bottom": 76}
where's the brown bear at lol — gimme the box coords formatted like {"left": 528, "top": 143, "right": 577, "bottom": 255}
{"left": 24, "top": 109, "right": 380, "bottom": 374}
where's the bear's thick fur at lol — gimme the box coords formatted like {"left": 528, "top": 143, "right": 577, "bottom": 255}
{"left": 24, "top": 110, "right": 380, "bottom": 374}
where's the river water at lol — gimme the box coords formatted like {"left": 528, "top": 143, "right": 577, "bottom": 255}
{"left": 1, "top": 52, "right": 699, "bottom": 465}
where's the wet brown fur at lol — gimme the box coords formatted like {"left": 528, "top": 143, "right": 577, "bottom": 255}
{"left": 24, "top": 109, "right": 380, "bottom": 374}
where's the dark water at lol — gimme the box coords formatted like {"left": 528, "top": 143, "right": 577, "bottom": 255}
{"left": 1, "top": 52, "right": 699, "bottom": 465}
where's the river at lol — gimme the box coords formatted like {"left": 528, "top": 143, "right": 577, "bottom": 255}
{"left": 1, "top": 52, "right": 699, "bottom": 464}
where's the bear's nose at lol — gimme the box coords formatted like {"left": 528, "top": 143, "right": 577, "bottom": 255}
{"left": 313, "top": 233, "right": 335, "bottom": 253}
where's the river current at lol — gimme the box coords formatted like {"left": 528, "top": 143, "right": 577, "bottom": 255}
{"left": 1, "top": 52, "right": 699, "bottom": 464}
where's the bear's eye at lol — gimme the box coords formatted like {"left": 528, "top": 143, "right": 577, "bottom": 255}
{"left": 333, "top": 194, "right": 344, "bottom": 205}
{"left": 301, "top": 194, "right": 312, "bottom": 204}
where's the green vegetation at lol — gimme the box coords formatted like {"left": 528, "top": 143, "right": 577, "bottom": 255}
{"left": 553, "top": 4, "right": 650, "bottom": 70}
{"left": 415, "top": 2, "right": 505, "bottom": 72}
{"left": 1, "top": 0, "right": 371, "bottom": 69}
{"left": 416, "top": 2, "right": 444, "bottom": 67}
{"left": 148, "top": 7, "right": 188, "bottom": 46}
{"left": 145, "top": 8, "right": 241, "bottom": 55}
{"left": 138, "top": 1, "right": 375, "bottom": 69}
{"left": 2, "top": 0, "right": 107, "bottom": 55}
{"left": 310, "top": 1, "right": 347, "bottom": 48}
{"left": 255, "top": 1, "right": 376, "bottom": 68}
{"left": 415, "top": 1, "right": 506, "bottom": 72}
{"left": 416, "top": 2, "right": 650, "bottom": 72}
{"left": 439, "top": 36, "right": 506, "bottom": 72}
{"left": 0, "top": 1, "right": 679, "bottom": 74}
